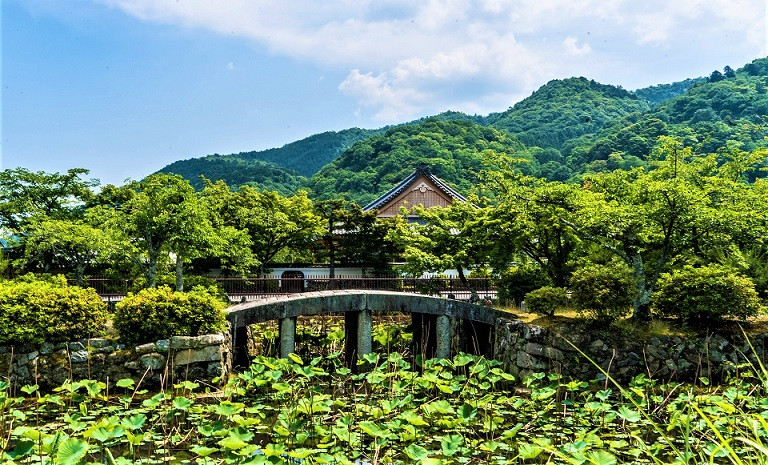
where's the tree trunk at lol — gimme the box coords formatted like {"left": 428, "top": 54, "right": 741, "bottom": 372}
{"left": 629, "top": 253, "right": 652, "bottom": 320}
{"left": 175, "top": 253, "right": 184, "bottom": 292}
{"left": 75, "top": 263, "right": 85, "bottom": 288}
{"left": 146, "top": 238, "right": 158, "bottom": 288}
{"left": 328, "top": 237, "right": 336, "bottom": 280}
{"left": 457, "top": 265, "right": 479, "bottom": 302}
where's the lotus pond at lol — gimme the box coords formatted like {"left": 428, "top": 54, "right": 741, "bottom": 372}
{"left": 2, "top": 345, "right": 768, "bottom": 465}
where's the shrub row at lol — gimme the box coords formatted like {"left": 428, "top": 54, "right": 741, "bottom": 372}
{"left": 0, "top": 276, "right": 227, "bottom": 346}
{"left": 516, "top": 263, "right": 764, "bottom": 323}
{"left": 0, "top": 275, "right": 107, "bottom": 345}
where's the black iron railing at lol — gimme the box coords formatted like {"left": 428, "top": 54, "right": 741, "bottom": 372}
{"left": 71, "top": 276, "right": 496, "bottom": 301}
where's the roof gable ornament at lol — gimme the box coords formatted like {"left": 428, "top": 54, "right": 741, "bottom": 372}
{"left": 363, "top": 162, "right": 467, "bottom": 215}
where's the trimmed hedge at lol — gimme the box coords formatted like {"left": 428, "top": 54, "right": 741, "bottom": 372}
{"left": 495, "top": 264, "right": 551, "bottom": 305}
{"left": 114, "top": 285, "right": 227, "bottom": 344}
{"left": 0, "top": 275, "right": 107, "bottom": 345}
{"left": 524, "top": 286, "right": 568, "bottom": 316}
{"left": 569, "top": 263, "right": 634, "bottom": 322}
{"left": 653, "top": 265, "right": 762, "bottom": 322}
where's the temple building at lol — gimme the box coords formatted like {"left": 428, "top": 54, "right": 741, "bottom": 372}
{"left": 363, "top": 163, "right": 467, "bottom": 221}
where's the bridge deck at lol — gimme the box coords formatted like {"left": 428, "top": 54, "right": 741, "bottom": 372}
{"left": 226, "top": 289, "right": 515, "bottom": 328}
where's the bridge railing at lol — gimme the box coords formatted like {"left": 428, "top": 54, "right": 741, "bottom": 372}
{"left": 72, "top": 276, "right": 496, "bottom": 301}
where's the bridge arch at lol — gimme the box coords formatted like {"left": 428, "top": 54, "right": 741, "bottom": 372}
{"left": 226, "top": 290, "right": 514, "bottom": 367}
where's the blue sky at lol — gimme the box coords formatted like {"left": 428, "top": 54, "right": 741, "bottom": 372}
{"left": 3, "top": 0, "right": 766, "bottom": 186}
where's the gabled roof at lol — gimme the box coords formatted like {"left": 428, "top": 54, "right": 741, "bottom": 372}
{"left": 363, "top": 163, "right": 467, "bottom": 212}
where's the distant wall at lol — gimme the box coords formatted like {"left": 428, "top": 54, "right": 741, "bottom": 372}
{"left": 494, "top": 318, "right": 768, "bottom": 383}
{"left": 0, "top": 332, "right": 231, "bottom": 392}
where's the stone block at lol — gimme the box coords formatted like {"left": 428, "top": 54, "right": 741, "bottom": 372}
{"left": 87, "top": 338, "right": 111, "bottom": 348}
{"left": 207, "top": 361, "right": 224, "bottom": 378}
{"left": 135, "top": 343, "right": 156, "bottom": 354}
{"left": 124, "top": 361, "right": 140, "bottom": 370}
{"left": 516, "top": 352, "right": 547, "bottom": 370}
{"left": 155, "top": 340, "right": 170, "bottom": 353}
{"left": 170, "top": 334, "right": 227, "bottom": 350}
{"left": 68, "top": 342, "right": 84, "bottom": 352}
{"left": 40, "top": 342, "right": 55, "bottom": 355}
{"left": 173, "top": 346, "right": 222, "bottom": 365}
{"left": 70, "top": 350, "right": 89, "bottom": 363}
{"left": 140, "top": 353, "right": 165, "bottom": 370}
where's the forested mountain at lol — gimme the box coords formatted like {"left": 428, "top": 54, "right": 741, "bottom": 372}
{"left": 561, "top": 57, "right": 768, "bottom": 175}
{"left": 234, "top": 127, "right": 382, "bottom": 176}
{"left": 484, "top": 77, "right": 651, "bottom": 150}
{"left": 155, "top": 128, "right": 381, "bottom": 189}
{"left": 633, "top": 78, "right": 706, "bottom": 106}
{"left": 157, "top": 157, "right": 304, "bottom": 194}
{"left": 303, "top": 119, "right": 525, "bottom": 205}
{"left": 155, "top": 56, "right": 768, "bottom": 197}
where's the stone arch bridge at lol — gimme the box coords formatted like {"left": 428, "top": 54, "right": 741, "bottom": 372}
{"left": 226, "top": 290, "right": 516, "bottom": 367}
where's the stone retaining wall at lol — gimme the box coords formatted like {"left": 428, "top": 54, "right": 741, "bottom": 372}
{"left": 0, "top": 332, "right": 231, "bottom": 391}
{"left": 3, "top": 317, "right": 766, "bottom": 389}
{"left": 494, "top": 318, "right": 768, "bottom": 383}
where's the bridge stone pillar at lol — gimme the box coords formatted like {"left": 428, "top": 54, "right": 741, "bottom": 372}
{"left": 436, "top": 314, "right": 451, "bottom": 359}
{"left": 357, "top": 309, "right": 373, "bottom": 358}
{"left": 345, "top": 310, "right": 373, "bottom": 368}
{"left": 279, "top": 317, "right": 296, "bottom": 359}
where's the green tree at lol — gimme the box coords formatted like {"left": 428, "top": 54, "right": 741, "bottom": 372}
{"left": 563, "top": 138, "right": 752, "bottom": 319}
{"left": 388, "top": 200, "right": 487, "bottom": 298}
{"left": 0, "top": 168, "right": 97, "bottom": 231}
{"left": 314, "top": 199, "right": 354, "bottom": 278}
{"left": 23, "top": 218, "right": 115, "bottom": 285}
{"left": 204, "top": 181, "right": 323, "bottom": 275}
{"left": 97, "top": 174, "right": 225, "bottom": 289}
{"left": 480, "top": 162, "right": 581, "bottom": 287}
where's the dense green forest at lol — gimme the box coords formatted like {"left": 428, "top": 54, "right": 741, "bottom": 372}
{"left": 156, "top": 127, "right": 381, "bottom": 190}
{"left": 303, "top": 119, "right": 525, "bottom": 206}
{"left": 157, "top": 157, "right": 305, "bottom": 194}
{"left": 483, "top": 77, "right": 651, "bottom": 150}
{"left": 155, "top": 57, "right": 768, "bottom": 200}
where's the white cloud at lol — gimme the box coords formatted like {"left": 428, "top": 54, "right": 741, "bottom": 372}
{"left": 563, "top": 37, "right": 591, "bottom": 56}
{"left": 94, "top": 0, "right": 767, "bottom": 120}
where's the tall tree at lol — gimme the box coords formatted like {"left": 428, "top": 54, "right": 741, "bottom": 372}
{"left": 0, "top": 168, "right": 97, "bottom": 231}
{"left": 388, "top": 200, "right": 488, "bottom": 299}
{"left": 99, "top": 174, "right": 222, "bottom": 289}
{"left": 23, "top": 218, "right": 115, "bottom": 285}
{"left": 203, "top": 181, "right": 323, "bottom": 276}
{"left": 480, "top": 163, "right": 581, "bottom": 287}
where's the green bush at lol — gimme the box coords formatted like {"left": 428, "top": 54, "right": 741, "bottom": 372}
{"left": 524, "top": 286, "right": 568, "bottom": 316}
{"left": 653, "top": 265, "right": 762, "bottom": 322}
{"left": 569, "top": 263, "right": 634, "bottom": 322}
{"left": 495, "top": 264, "right": 551, "bottom": 305}
{"left": 0, "top": 274, "right": 107, "bottom": 345}
{"left": 114, "top": 285, "right": 228, "bottom": 344}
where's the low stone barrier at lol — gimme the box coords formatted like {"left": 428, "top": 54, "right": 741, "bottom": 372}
{"left": 0, "top": 332, "right": 232, "bottom": 391}
{"left": 494, "top": 318, "right": 768, "bottom": 383}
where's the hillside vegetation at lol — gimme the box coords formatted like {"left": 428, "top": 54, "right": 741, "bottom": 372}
{"left": 155, "top": 57, "right": 768, "bottom": 197}
{"left": 484, "top": 77, "right": 651, "bottom": 150}
{"left": 157, "top": 157, "right": 304, "bottom": 194}
{"left": 304, "top": 119, "right": 525, "bottom": 205}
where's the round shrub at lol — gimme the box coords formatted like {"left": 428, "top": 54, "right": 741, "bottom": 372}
{"left": 0, "top": 274, "right": 107, "bottom": 345}
{"left": 524, "top": 286, "right": 568, "bottom": 316}
{"left": 653, "top": 265, "right": 762, "bottom": 322}
{"left": 495, "top": 264, "right": 551, "bottom": 305}
{"left": 569, "top": 263, "right": 634, "bottom": 322}
{"left": 114, "top": 285, "right": 227, "bottom": 344}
